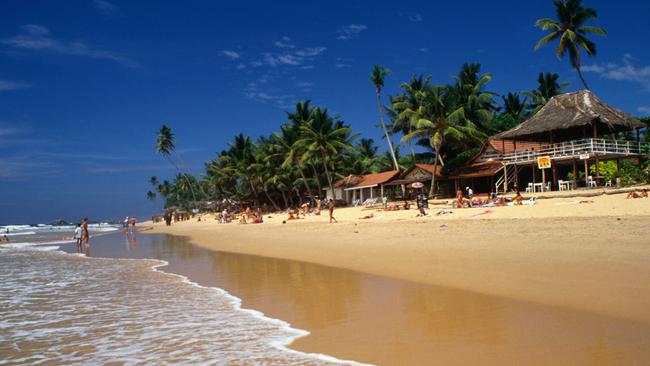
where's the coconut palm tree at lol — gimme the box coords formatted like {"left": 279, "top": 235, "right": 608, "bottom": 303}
{"left": 525, "top": 72, "right": 570, "bottom": 113}
{"left": 155, "top": 125, "right": 198, "bottom": 206}
{"left": 534, "top": 0, "right": 606, "bottom": 90}
{"left": 501, "top": 92, "right": 528, "bottom": 122}
{"left": 395, "top": 85, "right": 485, "bottom": 197}
{"left": 296, "top": 107, "right": 353, "bottom": 199}
{"left": 370, "top": 65, "right": 400, "bottom": 171}
{"left": 452, "top": 63, "right": 498, "bottom": 133}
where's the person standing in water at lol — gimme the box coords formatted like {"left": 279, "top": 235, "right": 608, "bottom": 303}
{"left": 81, "top": 217, "right": 90, "bottom": 246}
{"left": 328, "top": 198, "right": 338, "bottom": 224}
{"left": 74, "top": 224, "right": 83, "bottom": 253}
{"left": 130, "top": 216, "right": 137, "bottom": 232}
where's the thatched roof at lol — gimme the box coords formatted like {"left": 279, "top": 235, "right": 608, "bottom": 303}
{"left": 494, "top": 90, "right": 645, "bottom": 140}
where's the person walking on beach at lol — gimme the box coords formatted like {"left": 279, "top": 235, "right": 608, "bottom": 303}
{"left": 123, "top": 216, "right": 129, "bottom": 233}
{"left": 328, "top": 198, "right": 338, "bottom": 224}
{"left": 81, "top": 217, "right": 90, "bottom": 246}
{"left": 130, "top": 216, "right": 137, "bottom": 232}
{"left": 74, "top": 224, "right": 83, "bottom": 253}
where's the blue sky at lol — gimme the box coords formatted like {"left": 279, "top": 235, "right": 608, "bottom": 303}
{"left": 1, "top": 0, "right": 649, "bottom": 224}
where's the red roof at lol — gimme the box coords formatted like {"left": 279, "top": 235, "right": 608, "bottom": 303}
{"left": 412, "top": 163, "right": 443, "bottom": 177}
{"left": 489, "top": 139, "right": 543, "bottom": 154}
{"left": 333, "top": 170, "right": 400, "bottom": 189}
{"left": 449, "top": 162, "right": 503, "bottom": 179}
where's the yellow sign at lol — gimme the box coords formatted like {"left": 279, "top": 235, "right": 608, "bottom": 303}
{"left": 537, "top": 156, "right": 551, "bottom": 169}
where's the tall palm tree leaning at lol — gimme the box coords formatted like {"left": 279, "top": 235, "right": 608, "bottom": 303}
{"left": 370, "top": 65, "right": 400, "bottom": 171}
{"left": 534, "top": 0, "right": 606, "bottom": 90}
{"left": 155, "top": 124, "right": 198, "bottom": 207}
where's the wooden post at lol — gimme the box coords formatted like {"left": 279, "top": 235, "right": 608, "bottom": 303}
{"left": 552, "top": 162, "right": 558, "bottom": 191}
{"left": 380, "top": 184, "right": 384, "bottom": 199}
{"left": 504, "top": 164, "right": 508, "bottom": 193}
{"left": 572, "top": 159, "right": 578, "bottom": 188}
{"left": 514, "top": 165, "right": 519, "bottom": 190}
{"left": 532, "top": 164, "right": 536, "bottom": 185}
{"left": 542, "top": 168, "right": 546, "bottom": 191}
{"left": 584, "top": 159, "right": 589, "bottom": 185}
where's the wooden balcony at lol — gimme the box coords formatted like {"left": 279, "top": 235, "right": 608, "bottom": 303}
{"left": 476, "top": 138, "right": 649, "bottom": 165}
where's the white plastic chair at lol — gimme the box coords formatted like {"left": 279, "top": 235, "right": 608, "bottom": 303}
{"left": 587, "top": 176, "right": 597, "bottom": 188}
{"left": 545, "top": 182, "right": 551, "bottom": 192}
{"left": 558, "top": 180, "right": 565, "bottom": 191}
{"left": 605, "top": 180, "right": 612, "bottom": 187}
{"left": 525, "top": 182, "right": 533, "bottom": 193}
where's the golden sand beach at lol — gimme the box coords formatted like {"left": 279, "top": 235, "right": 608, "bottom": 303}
{"left": 148, "top": 189, "right": 650, "bottom": 365}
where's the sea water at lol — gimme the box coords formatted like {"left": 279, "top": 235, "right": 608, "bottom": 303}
{"left": 0, "top": 237, "right": 363, "bottom": 365}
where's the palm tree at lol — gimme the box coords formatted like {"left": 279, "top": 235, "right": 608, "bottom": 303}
{"left": 389, "top": 75, "right": 431, "bottom": 159}
{"left": 296, "top": 107, "right": 353, "bottom": 199}
{"left": 272, "top": 123, "right": 315, "bottom": 203}
{"left": 534, "top": 0, "right": 606, "bottom": 90}
{"left": 501, "top": 92, "right": 528, "bottom": 122}
{"left": 155, "top": 125, "right": 198, "bottom": 206}
{"left": 370, "top": 65, "right": 400, "bottom": 171}
{"left": 525, "top": 72, "right": 569, "bottom": 112}
{"left": 395, "top": 85, "right": 485, "bottom": 197}
{"left": 452, "top": 63, "right": 498, "bottom": 133}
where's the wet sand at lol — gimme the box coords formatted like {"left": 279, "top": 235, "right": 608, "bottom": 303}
{"left": 82, "top": 231, "right": 650, "bottom": 365}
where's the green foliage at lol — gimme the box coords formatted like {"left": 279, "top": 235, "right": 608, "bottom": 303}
{"left": 588, "top": 160, "right": 650, "bottom": 186}
{"left": 442, "top": 148, "right": 480, "bottom": 176}
{"left": 490, "top": 114, "right": 518, "bottom": 132}
{"left": 534, "top": 0, "right": 606, "bottom": 89}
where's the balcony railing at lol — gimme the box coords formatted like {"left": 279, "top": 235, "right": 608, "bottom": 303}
{"left": 476, "top": 138, "right": 649, "bottom": 164}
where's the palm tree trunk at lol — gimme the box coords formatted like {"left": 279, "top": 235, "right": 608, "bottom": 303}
{"left": 428, "top": 144, "right": 440, "bottom": 198}
{"left": 320, "top": 150, "right": 335, "bottom": 199}
{"left": 280, "top": 190, "right": 289, "bottom": 209}
{"left": 263, "top": 186, "right": 281, "bottom": 211}
{"left": 310, "top": 163, "right": 323, "bottom": 194}
{"left": 167, "top": 156, "right": 198, "bottom": 206}
{"left": 375, "top": 90, "right": 400, "bottom": 171}
{"left": 297, "top": 163, "right": 315, "bottom": 202}
{"left": 575, "top": 65, "right": 590, "bottom": 91}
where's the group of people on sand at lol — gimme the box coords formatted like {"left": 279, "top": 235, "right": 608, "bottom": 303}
{"left": 284, "top": 197, "right": 337, "bottom": 223}
{"left": 238, "top": 207, "right": 264, "bottom": 224}
{"left": 456, "top": 187, "right": 525, "bottom": 208}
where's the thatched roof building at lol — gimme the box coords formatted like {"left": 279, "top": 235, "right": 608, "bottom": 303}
{"left": 494, "top": 90, "right": 645, "bottom": 141}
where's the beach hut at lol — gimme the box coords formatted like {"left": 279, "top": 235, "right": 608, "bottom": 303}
{"left": 326, "top": 170, "right": 400, "bottom": 204}
{"left": 453, "top": 90, "right": 648, "bottom": 193}
{"left": 384, "top": 164, "right": 450, "bottom": 198}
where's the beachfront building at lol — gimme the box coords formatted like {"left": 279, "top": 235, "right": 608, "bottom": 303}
{"left": 383, "top": 163, "right": 449, "bottom": 198}
{"left": 452, "top": 90, "right": 648, "bottom": 194}
{"left": 325, "top": 170, "right": 400, "bottom": 203}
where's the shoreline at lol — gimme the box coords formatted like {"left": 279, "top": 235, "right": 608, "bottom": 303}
{"left": 147, "top": 193, "right": 650, "bottom": 324}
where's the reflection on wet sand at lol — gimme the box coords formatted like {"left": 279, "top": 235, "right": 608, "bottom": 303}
{"left": 83, "top": 233, "right": 650, "bottom": 365}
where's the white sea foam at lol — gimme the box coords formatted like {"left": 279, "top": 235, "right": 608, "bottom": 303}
{"left": 0, "top": 247, "right": 372, "bottom": 365}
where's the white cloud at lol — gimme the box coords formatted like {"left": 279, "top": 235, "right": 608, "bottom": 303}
{"left": 583, "top": 54, "right": 650, "bottom": 90}
{"left": 399, "top": 12, "right": 423, "bottom": 22}
{"left": 638, "top": 106, "right": 650, "bottom": 115}
{"left": 92, "top": 0, "right": 122, "bottom": 17}
{"left": 337, "top": 24, "right": 367, "bottom": 40}
{"left": 0, "top": 79, "right": 31, "bottom": 91}
{"left": 220, "top": 50, "right": 240, "bottom": 59}
{"left": 418, "top": 47, "right": 429, "bottom": 53}
{"left": 274, "top": 36, "right": 295, "bottom": 49}
{"left": 1, "top": 24, "right": 138, "bottom": 67}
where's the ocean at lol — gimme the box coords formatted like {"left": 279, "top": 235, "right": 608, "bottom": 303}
{"left": 0, "top": 228, "right": 362, "bottom": 365}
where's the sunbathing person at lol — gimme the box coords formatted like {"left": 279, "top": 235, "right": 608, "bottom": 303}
{"left": 627, "top": 188, "right": 648, "bottom": 199}
{"left": 513, "top": 191, "right": 524, "bottom": 205}
{"left": 403, "top": 201, "right": 411, "bottom": 210}
{"left": 252, "top": 213, "right": 264, "bottom": 224}
{"left": 239, "top": 214, "right": 247, "bottom": 224}
{"left": 287, "top": 209, "right": 299, "bottom": 220}
{"left": 456, "top": 188, "right": 472, "bottom": 208}
{"left": 360, "top": 213, "right": 374, "bottom": 220}
{"left": 385, "top": 203, "right": 399, "bottom": 211}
